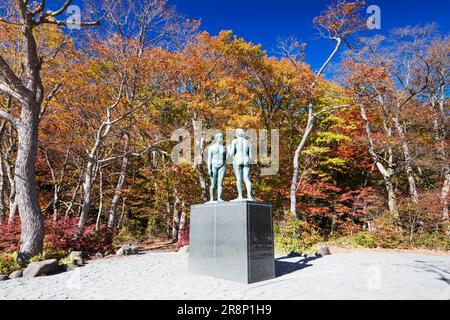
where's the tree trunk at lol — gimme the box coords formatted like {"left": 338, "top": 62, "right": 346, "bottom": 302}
{"left": 0, "top": 121, "right": 5, "bottom": 223}
{"left": 0, "top": 157, "right": 4, "bottom": 223}
{"left": 290, "top": 105, "right": 314, "bottom": 214}
{"left": 107, "top": 133, "right": 130, "bottom": 231}
{"left": 65, "top": 174, "right": 82, "bottom": 216}
{"left": 177, "top": 201, "right": 187, "bottom": 242}
{"left": 360, "top": 103, "right": 399, "bottom": 219}
{"left": 3, "top": 126, "right": 18, "bottom": 224}
{"left": 95, "top": 169, "right": 104, "bottom": 232}
{"left": 288, "top": 37, "right": 342, "bottom": 215}
{"left": 15, "top": 104, "right": 44, "bottom": 263}
{"left": 116, "top": 197, "right": 127, "bottom": 230}
{"left": 379, "top": 165, "right": 399, "bottom": 217}
{"left": 391, "top": 114, "right": 419, "bottom": 203}
{"left": 195, "top": 164, "right": 208, "bottom": 202}
{"left": 380, "top": 109, "right": 399, "bottom": 218}
{"left": 171, "top": 189, "right": 182, "bottom": 242}
{"left": 432, "top": 98, "right": 450, "bottom": 229}
{"left": 76, "top": 158, "right": 96, "bottom": 238}
{"left": 441, "top": 171, "right": 450, "bottom": 223}
{"left": 192, "top": 118, "right": 208, "bottom": 202}
{"left": 76, "top": 123, "right": 108, "bottom": 237}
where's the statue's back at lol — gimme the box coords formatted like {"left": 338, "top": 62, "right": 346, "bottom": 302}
{"left": 233, "top": 138, "right": 251, "bottom": 166}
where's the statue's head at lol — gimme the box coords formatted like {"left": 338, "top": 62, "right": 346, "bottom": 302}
{"left": 236, "top": 129, "right": 245, "bottom": 138}
{"left": 215, "top": 133, "right": 223, "bottom": 144}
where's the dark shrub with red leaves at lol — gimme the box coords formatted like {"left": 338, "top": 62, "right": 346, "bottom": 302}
{"left": 0, "top": 220, "right": 21, "bottom": 254}
{"left": 177, "top": 226, "right": 190, "bottom": 248}
{"left": 45, "top": 217, "right": 113, "bottom": 253}
{"left": 0, "top": 217, "right": 113, "bottom": 255}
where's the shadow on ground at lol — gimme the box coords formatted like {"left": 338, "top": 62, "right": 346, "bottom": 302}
{"left": 414, "top": 260, "right": 450, "bottom": 285}
{"left": 275, "top": 255, "right": 322, "bottom": 277}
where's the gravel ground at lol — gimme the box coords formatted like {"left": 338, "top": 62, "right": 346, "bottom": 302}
{"left": 0, "top": 250, "right": 449, "bottom": 300}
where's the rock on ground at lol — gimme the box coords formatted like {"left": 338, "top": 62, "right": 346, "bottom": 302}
{"left": 116, "top": 245, "right": 139, "bottom": 256}
{"left": 22, "top": 259, "right": 59, "bottom": 278}
{"left": 316, "top": 246, "right": 331, "bottom": 257}
{"left": 9, "top": 270, "right": 23, "bottom": 279}
{"left": 0, "top": 251, "right": 449, "bottom": 300}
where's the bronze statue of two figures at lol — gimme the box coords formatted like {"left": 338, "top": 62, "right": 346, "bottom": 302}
{"left": 207, "top": 129, "right": 253, "bottom": 203}
{"left": 189, "top": 128, "right": 275, "bottom": 284}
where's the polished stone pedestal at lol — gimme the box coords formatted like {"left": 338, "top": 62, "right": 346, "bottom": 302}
{"left": 188, "top": 201, "right": 275, "bottom": 284}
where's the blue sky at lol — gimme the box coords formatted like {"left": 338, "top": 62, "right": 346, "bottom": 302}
{"left": 168, "top": 0, "right": 450, "bottom": 75}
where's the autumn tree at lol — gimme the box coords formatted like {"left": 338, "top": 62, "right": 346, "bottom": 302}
{"left": 281, "top": 0, "right": 366, "bottom": 215}
{"left": 421, "top": 36, "right": 450, "bottom": 228}
{"left": 0, "top": 0, "right": 103, "bottom": 262}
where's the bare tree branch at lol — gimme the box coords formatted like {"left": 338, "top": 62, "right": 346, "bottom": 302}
{"left": 0, "top": 109, "right": 19, "bottom": 127}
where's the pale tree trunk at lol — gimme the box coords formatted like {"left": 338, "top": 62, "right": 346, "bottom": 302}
{"left": 0, "top": 157, "right": 4, "bottom": 223}
{"left": 95, "top": 169, "right": 104, "bottom": 232}
{"left": 6, "top": 164, "right": 17, "bottom": 224}
{"left": 107, "top": 133, "right": 130, "bottom": 231}
{"left": 196, "top": 164, "right": 208, "bottom": 202}
{"left": 192, "top": 117, "right": 208, "bottom": 202}
{"left": 65, "top": 174, "right": 82, "bottom": 216}
{"left": 171, "top": 188, "right": 182, "bottom": 242}
{"left": 391, "top": 113, "right": 419, "bottom": 203}
{"left": 0, "top": 117, "right": 6, "bottom": 222}
{"left": 116, "top": 197, "right": 127, "bottom": 230}
{"left": 360, "top": 103, "right": 399, "bottom": 219}
{"left": 3, "top": 125, "right": 18, "bottom": 224}
{"left": 178, "top": 200, "right": 187, "bottom": 241}
{"left": 380, "top": 108, "right": 399, "bottom": 218}
{"left": 15, "top": 102, "right": 44, "bottom": 262}
{"left": 432, "top": 95, "right": 449, "bottom": 229}
{"left": 441, "top": 171, "right": 450, "bottom": 223}
{"left": 77, "top": 156, "right": 97, "bottom": 238}
{"left": 76, "top": 120, "right": 110, "bottom": 238}
{"left": 289, "top": 37, "right": 342, "bottom": 215}
{"left": 290, "top": 106, "right": 314, "bottom": 214}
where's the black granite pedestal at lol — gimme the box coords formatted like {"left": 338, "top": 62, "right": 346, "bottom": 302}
{"left": 188, "top": 201, "right": 275, "bottom": 284}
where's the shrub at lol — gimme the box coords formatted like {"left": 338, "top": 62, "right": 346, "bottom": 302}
{"left": 0, "top": 221, "right": 21, "bottom": 254}
{"left": 275, "top": 211, "right": 323, "bottom": 253}
{"left": 0, "top": 253, "right": 21, "bottom": 275}
{"left": 351, "top": 231, "right": 376, "bottom": 248}
{"left": 177, "top": 226, "right": 190, "bottom": 249}
{"left": 29, "top": 247, "right": 68, "bottom": 263}
{"left": 114, "top": 226, "right": 140, "bottom": 247}
{"left": 0, "top": 217, "right": 113, "bottom": 259}
{"left": 373, "top": 214, "right": 405, "bottom": 249}
{"left": 45, "top": 217, "right": 113, "bottom": 254}
{"left": 413, "top": 232, "right": 450, "bottom": 251}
